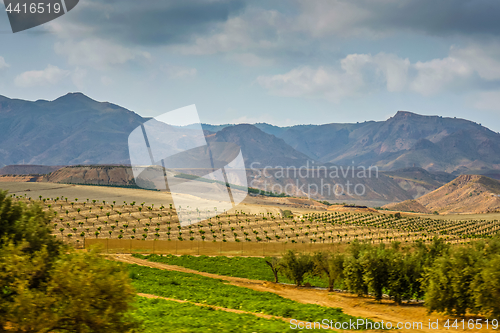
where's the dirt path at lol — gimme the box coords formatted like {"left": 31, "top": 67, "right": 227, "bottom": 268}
{"left": 112, "top": 254, "right": 493, "bottom": 333}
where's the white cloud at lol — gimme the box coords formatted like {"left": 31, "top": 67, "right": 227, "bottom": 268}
{"left": 257, "top": 53, "right": 410, "bottom": 101}
{"left": 257, "top": 66, "right": 350, "bottom": 102}
{"left": 0, "top": 56, "right": 9, "bottom": 70}
{"left": 451, "top": 43, "right": 500, "bottom": 81}
{"left": 258, "top": 45, "right": 500, "bottom": 100}
{"left": 409, "top": 43, "right": 500, "bottom": 95}
{"left": 340, "top": 53, "right": 411, "bottom": 92}
{"left": 54, "top": 39, "right": 149, "bottom": 69}
{"left": 369, "top": 54, "right": 410, "bottom": 92}
{"left": 410, "top": 57, "right": 472, "bottom": 96}
{"left": 161, "top": 65, "right": 197, "bottom": 79}
{"left": 14, "top": 65, "right": 70, "bottom": 88}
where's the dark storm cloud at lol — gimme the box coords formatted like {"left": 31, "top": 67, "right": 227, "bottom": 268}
{"left": 61, "top": 0, "right": 500, "bottom": 51}
{"left": 334, "top": 0, "right": 500, "bottom": 37}
{"left": 68, "top": 0, "right": 246, "bottom": 45}
{"left": 375, "top": 0, "right": 500, "bottom": 36}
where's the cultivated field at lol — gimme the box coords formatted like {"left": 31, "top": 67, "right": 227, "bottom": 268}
{"left": 2, "top": 182, "right": 500, "bottom": 249}
{"left": 3, "top": 182, "right": 500, "bottom": 332}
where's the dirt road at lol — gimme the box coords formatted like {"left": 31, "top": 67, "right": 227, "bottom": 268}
{"left": 111, "top": 254, "right": 489, "bottom": 333}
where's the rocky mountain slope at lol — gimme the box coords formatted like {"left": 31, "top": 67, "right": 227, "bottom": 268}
{"left": 3, "top": 92, "right": 500, "bottom": 175}
{"left": 0, "top": 93, "right": 145, "bottom": 166}
{"left": 385, "top": 175, "right": 500, "bottom": 214}
{"left": 206, "top": 112, "right": 500, "bottom": 173}
{"left": 0, "top": 93, "right": 310, "bottom": 168}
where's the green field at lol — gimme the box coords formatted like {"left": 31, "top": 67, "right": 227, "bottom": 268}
{"left": 128, "top": 264, "right": 366, "bottom": 326}
{"left": 133, "top": 253, "right": 328, "bottom": 287}
{"left": 135, "top": 297, "right": 327, "bottom": 333}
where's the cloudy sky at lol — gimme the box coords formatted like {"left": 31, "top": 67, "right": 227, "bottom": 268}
{"left": 1, "top": 0, "right": 500, "bottom": 130}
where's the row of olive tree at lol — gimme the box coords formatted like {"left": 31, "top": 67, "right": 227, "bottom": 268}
{"left": 0, "top": 190, "right": 140, "bottom": 332}
{"left": 425, "top": 239, "right": 500, "bottom": 317}
{"left": 267, "top": 236, "right": 500, "bottom": 318}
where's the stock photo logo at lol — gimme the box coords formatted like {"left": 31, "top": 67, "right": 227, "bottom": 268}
{"left": 128, "top": 105, "right": 248, "bottom": 227}
{"left": 3, "top": 0, "right": 79, "bottom": 33}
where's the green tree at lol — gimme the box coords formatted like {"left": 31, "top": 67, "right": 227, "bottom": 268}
{"left": 425, "top": 237, "right": 449, "bottom": 266}
{"left": 343, "top": 255, "right": 366, "bottom": 296}
{"left": 0, "top": 191, "right": 61, "bottom": 255}
{"left": 343, "top": 240, "right": 369, "bottom": 296}
{"left": 472, "top": 254, "right": 500, "bottom": 318}
{"left": 280, "top": 250, "right": 313, "bottom": 286}
{"left": 361, "top": 245, "right": 389, "bottom": 301}
{"left": 424, "top": 246, "right": 481, "bottom": 316}
{"left": 0, "top": 244, "right": 139, "bottom": 332}
{"left": 0, "top": 190, "right": 140, "bottom": 332}
{"left": 312, "top": 251, "right": 345, "bottom": 292}
{"left": 386, "top": 250, "right": 420, "bottom": 304}
{"left": 264, "top": 256, "right": 281, "bottom": 283}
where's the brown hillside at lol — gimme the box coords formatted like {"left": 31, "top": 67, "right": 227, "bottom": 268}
{"left": 46, "top": 166, "right": 135, "bottom": 185}
{"left": 383, "top": 200, "right": 432, "bottom": 214}
{"left": 416, "top": 175, "right": 500, "bottom": 214}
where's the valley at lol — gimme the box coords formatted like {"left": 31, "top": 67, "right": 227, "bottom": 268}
{"left": 2, "top": 93, "right": 500, "bottom": 332}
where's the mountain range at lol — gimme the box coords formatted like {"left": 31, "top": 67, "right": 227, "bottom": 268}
{"left": 203, "top": 113, "right": 500, "bottom": 173}
{"left": 1, "top": 92, "right": 500, "bottom": 175}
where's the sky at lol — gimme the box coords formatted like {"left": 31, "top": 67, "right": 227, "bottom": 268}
{"left": 1, "top": 0, "right": 500, "bottom": 131}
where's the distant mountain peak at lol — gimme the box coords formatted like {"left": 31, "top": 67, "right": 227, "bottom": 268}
{"left": 54, "top": 92, "right": 97, "bottom": 103}
{"left": 393, "top": 110, "right": 420, "bottom": 118}
{"left": 0, "top": 93, "right": 146, "bottom": 166}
